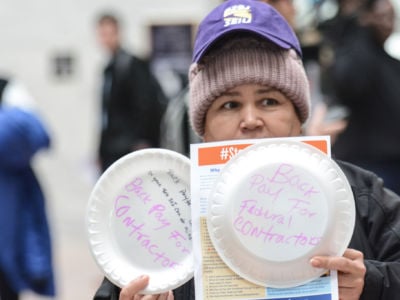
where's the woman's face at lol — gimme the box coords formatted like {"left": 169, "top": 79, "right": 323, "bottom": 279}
{"left": 203, "top": 83, "right": 302, "bottom": 142}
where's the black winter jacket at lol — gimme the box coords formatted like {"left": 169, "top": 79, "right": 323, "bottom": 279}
{"left": 99, "top": 48, "right": 166, "bottom": 171}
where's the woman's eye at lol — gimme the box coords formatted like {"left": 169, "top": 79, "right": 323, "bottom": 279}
{"left": 261, "top": 98, "right": 279, "bottom": 106}
{"left": 222, "top": 101, "right": 239, "bottom": 109}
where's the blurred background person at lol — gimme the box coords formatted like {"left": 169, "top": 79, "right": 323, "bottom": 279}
{"left": 322, "top": 0, "right": 400, "bottom": 194}
{"left": 0, "top": 76, "right": 55, "bottom": 300}
{"left": 95, "top": 12, "right": 166, "bottom": 172}
{"left": 313, "top": 0, "right": 363, "bottom": 136}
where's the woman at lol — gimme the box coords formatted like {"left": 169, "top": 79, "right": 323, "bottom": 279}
{"left": 95, "top": 0, "right": 400, "bottom": 299}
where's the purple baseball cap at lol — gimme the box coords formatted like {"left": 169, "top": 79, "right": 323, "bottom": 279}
{"left": 192, "top": 0, "right": 302, "bottom": 63}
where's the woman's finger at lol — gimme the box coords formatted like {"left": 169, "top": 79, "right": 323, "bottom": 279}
{"left": 119, "top": 275, "right": 149, "bottom": 300}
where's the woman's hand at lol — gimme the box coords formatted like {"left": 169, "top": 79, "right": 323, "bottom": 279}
{"left": 311, "top": 249, "right": 366, "bottom": 300}
{"left": 305, "top": 102, "right": 348, "bottom": 144}
{"left": 119, "top": 275, "right": 174, "bottom": 300}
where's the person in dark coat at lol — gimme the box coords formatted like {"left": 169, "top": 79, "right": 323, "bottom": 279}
{"left": 96, "top": 13, "right": 166, "bottom": 172}
{"left": 0, "top": 78, "right": 55, "bottom": 300}
{"left": 321, "top": 0, "right": 400, "bottom": 194}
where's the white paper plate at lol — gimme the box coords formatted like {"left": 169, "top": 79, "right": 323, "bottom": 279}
{"left": 207, "top": 139, "right": 355, "bottom": 288}
{"left": 86, "top": 148, "right": 193, "bottom": 294}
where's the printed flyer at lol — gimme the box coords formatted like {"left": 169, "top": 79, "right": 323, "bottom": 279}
{"left": 190, "top": 136, "right": 339, "bottom": 300}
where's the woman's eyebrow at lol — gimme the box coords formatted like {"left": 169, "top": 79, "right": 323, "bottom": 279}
{"left": 256, "top": 87, "right": 275, "bottom": 94}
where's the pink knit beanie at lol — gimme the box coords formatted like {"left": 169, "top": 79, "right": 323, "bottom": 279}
{"left": 189, "top": 36, "right": 311, "bottom": 137}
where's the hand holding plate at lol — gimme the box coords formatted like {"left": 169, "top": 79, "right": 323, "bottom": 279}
{"left": 310, "top": 248, "right": 366, "bottom": 300}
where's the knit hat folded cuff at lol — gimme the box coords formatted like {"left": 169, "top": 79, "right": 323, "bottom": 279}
{"left": 189, "top": 47, "right": 310, "bottom": 137}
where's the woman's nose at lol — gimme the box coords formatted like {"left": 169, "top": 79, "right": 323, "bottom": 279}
{"left": 240, "top": 106, "right": 263, "bottom": 130}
